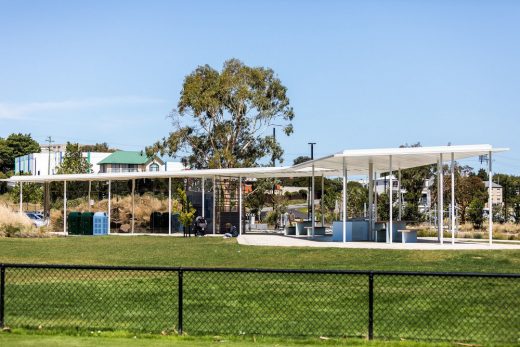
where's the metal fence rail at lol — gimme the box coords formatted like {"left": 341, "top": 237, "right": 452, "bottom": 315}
{"left": 0, "top": 264, "right": 518, "bottom": 343}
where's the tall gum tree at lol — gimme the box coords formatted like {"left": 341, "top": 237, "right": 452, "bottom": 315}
{"left": 147, "top": 59, "right": 294, "bottom": 169}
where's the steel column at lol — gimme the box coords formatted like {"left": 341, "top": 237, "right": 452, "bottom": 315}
{"left": 398, "top": 169, "right": 402, "bottom": 221}
{"left": 19, "top": 182, "right": 23, "bottom": 214}
{"left": 131, "top": 179, "right": 135, "bottom": 234}
{"left": 368, "top": 163, "right": 374, "bottom": 240}
{"left": 488, "top": 151, "right": 493, "bottom": 245}
{"left": 374, "top": 171, "right": 378, "bottom": 241}
{"left": 239, "top": 176, "right": 243, "bottom": 235}
{"left": 202, "top": 177, "right": 205, "bottom": 218}
{"left": 213, "top": 176, "right": 216, "bottom": 235}
{"left": 311, "top": 164, "right": 315, "bottom": 236}
{"left": 389, "top": 156, "right": 393, "bottom": 244}
{"left": 168, "top": 177, "right": 172, "bottom": 235}
{"left": 108, "top": 180, "right": 111, "bottom": 234}
{"left": 439, "top": 155, "right": 444, "bottom": 244}
{"left": 63, "top": 181, "right": 67, "bottom": 234}
{"left": 342, "top": 157, "right": 347, "bottom": 243}
{"left": 88, "top": 181, "right": 91, "bottom": 212}
{"left": 321, "top": 174, "right": 325, "bottom": 226}
{"left": 451, "top": 153, "right": 455, "bottom": 245}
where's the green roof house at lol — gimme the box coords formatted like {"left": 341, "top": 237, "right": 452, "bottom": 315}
{"left": 98, "top": 151, "right": 164, "bottom": 173}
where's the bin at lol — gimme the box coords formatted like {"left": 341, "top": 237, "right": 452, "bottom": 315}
{"left": 171, "top": 213, "right": 181, "bottom": 232}
{"left": 81, "top": 212, "right": 94, "bottom": 235}
{"left": 157, "top": 212, "right": 181, "bottom": 232}
{"left": 67, "top": 212, "right": 82, "bottom": 235}
{"left": 150, "top": 211, "right": 164, "bottom": 232}
{"left": 93, "top": 212, "right": 109, "bottom": 235}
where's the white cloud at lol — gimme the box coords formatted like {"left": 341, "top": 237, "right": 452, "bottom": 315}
{"left": 0, "top": 96, "right": 168, "bottom": 120}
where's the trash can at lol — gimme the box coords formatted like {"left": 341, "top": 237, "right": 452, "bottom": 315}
{"left": 67, "top": 212, "right": 82, "bottom": 235}
{"left": 81, "top": 212, "right": 94, "bottom": 235}
{"left": 93, "top": 212, "right": 108, "bottom": 235}
{"left": 150, "top": 211, "right": 163, "bottom": 232}
{"left": 171, "top": 213, "right": 181, "bottom": 232}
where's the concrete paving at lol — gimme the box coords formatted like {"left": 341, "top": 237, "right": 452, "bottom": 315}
{"left": 237, "top": 234, "right": 520, "bottom": 250}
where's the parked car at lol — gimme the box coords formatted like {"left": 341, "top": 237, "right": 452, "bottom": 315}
{"left": 25, "top": 212, "right": 48, "bottom": 228}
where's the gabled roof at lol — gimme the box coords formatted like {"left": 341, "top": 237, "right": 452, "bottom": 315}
{"left": 98, "top": 151, "right": 163, "bottom": 165}
{"left": 484, "top": 181, "right": 502, "bottom": 188}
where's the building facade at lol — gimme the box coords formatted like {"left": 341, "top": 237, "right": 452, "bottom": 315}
{"left": 98, "top": 151, "right": 165, "bottom": 173}
{"left": 14, "top": 150, "right": 111, "bottom": 175}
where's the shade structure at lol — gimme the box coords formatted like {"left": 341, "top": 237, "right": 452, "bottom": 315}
{"left": 2, "top": 144, "right": 508, "bottom": 184}
{"left": 3, "top": 143, "right": 508, "bottom": 245}
{"left": 289, "top": 144, "right": 508, "bottom": 175}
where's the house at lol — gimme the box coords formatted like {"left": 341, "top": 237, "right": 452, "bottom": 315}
{"left": 374, "top": 175, "right": 400, "bottom": 194}
{"left": 484, "top": 181, "right": 503, "bottom": 206}
{"left": 98, "top": 151, "right": 165, "bottom": 173}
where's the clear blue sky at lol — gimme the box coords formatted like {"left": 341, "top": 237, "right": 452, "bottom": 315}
{"left": 1, "top": 0, "right": 519, "bottom": 173}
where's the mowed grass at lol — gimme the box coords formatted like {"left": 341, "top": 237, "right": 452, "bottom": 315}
{"left": 0, "top": 332, "right": 461, "bottom": 347}
{"left": 0, "top": 236, "right": 519, "bottom": 343}
{"left": 0, "top": 236, "right": 519, "bottom": 272}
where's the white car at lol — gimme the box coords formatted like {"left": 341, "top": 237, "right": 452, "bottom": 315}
{"left": 25, "top": 212, "right": 48, "bottom": 228}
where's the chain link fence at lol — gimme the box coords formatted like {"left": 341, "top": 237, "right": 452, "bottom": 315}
{"left": 0, "top": 264, "right": 518, "bottom": 343}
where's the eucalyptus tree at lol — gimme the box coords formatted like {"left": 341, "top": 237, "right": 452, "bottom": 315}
{"left": 147, "top": 59, "right": 294, "bottom": 169}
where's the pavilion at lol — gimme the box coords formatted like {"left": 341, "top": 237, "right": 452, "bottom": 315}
{"left": 3, "top": 144, "right": 508, "bottom": 245}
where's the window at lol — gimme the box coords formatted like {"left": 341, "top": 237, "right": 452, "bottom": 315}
{"left": 149, "top": 163, "right": 160, "bottom": 172}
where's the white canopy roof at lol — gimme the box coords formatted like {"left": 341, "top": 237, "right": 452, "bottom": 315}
{"left": 2, "top": 144, "right": 508, "bottom": 183}
{"left": 290, "top": 144, "right": 508, "bottom": 175}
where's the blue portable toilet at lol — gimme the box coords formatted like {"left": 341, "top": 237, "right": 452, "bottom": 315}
{"left": 93, "top": 212, "right": 109, "bottom": 235}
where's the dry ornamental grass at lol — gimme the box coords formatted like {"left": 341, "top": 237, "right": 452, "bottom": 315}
{"left": 0, "top": 205, "right": 47, "bottom": 237}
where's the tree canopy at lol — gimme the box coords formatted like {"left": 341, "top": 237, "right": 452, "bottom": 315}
{"left": 147, "top": 59, "right": 294, "bottom": 169}
{"left": 0, "top": 133, "right": 40, "bottom": 173}
{"left": 56, "top": 142, "right": 92, "bottom": 174}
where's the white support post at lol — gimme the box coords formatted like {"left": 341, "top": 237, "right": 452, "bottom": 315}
{"left": 168, "top": 177, "right": 172, "bottom": 235}
{"left": 63, "top": 181, "right": 67, "bottom": 234}
{"left": 368, "top": 163, "right": 374, "bottom": 240}
{"left": 212, "top": 176, "right": 216, "bottom": 235}
{"left": 488, "top": 151, "right": 493, "bottom": 245}
{"left": 451, "top": 153, "right": 455, "bottom": 245}
{"left": 398, "top": 169, "right": 402, "bottom": 221}
{"left": 202, "top": 177, "right": 205, "bottom": 218}
{"left": 131, "top": 179, "right": 135, "bottom": 234}
{"left": 388, "top": 156, "right": 393, "bottom": 244}
{"left": 88, "top": 181, "right": 92, "bottom": 213}
{"left": 311, "top": 164, "right": 315, "bottom": 236}
{"left": 374, "top": 170, "right": 378, "bottom": 241}
{"left": 438, "top": 156, "right": 444, "bottom": 244}
{"left": 321, "top": 174, "right": 325, "bottom": 227}
{"left": 342, "top": 158, "right": 347, "bottom": 243}
{"left": 107, "top": 180, "right": 111, "bottom": 234}
{"left": 239, "top": 176, "right": 243, "bottom": 235}
{"left": 19, "top": 182, "right": 23, "bottom": 214}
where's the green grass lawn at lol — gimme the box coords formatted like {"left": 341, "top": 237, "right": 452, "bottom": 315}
{"left": 0, "top": 236, "right": 519, "bottom": 272}
{"left": 0, "top": 332, "right": 464, "bottom": 347}
{"left": 0, "top": 236, "right": 519, "bottom": 344}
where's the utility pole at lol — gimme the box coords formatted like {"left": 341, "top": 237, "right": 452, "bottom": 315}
{"left": 308, "top": 142, "right": 316, "bottom": 220}
{"left": 44, "top": 136, "right": 54, "bottom": 220}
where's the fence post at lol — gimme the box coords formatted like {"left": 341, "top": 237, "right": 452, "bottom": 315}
{"left": 178, "top": 269, "right": 183, "bottom": 335}
{"left": 368, "top": 271, "right": 374, "bottom": 340}
{"left": 0, "top": 265, "right": 5, "bottom": 328}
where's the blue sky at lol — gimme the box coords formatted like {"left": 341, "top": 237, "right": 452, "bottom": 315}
{"left": 1, "top": 0, "right": 519, "bottom": 173}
